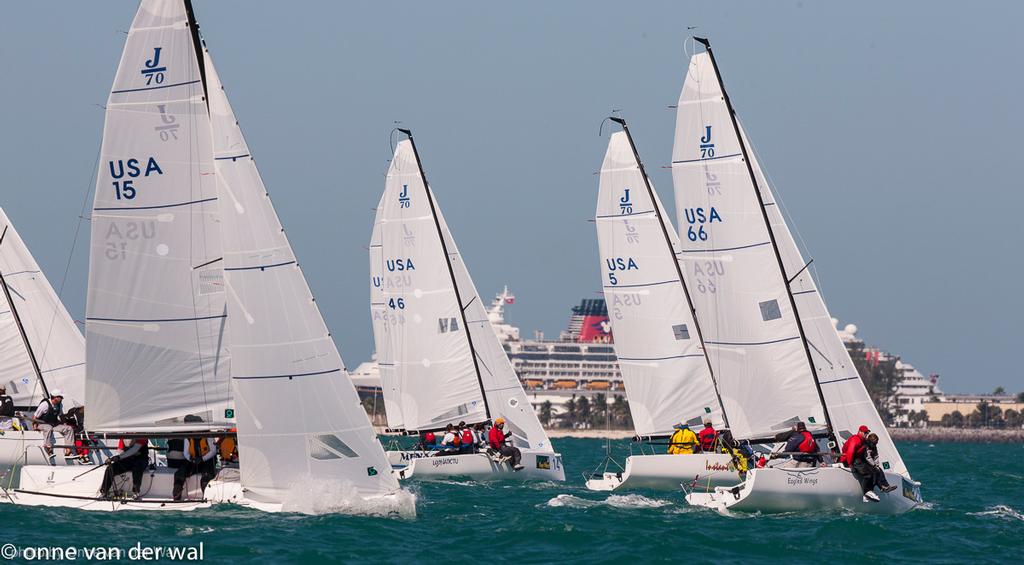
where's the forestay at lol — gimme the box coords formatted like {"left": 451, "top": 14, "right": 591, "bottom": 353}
{"left": 0, "top": 208, "right": 85, "bottom": 407}
{"left": 671, "top": 51, "right": 826, "bottom": 441}
{"left": 206, "top": 51, "right": 399, "bottom": 500}
{"left": 595, "top": 132, "right": 724, "bottom": 437}
{"left": 745, "top": 131, "right": 908, "bottom": 476}
{"left": 86, "top": 0, "right": 231, "bottom": 432}
{"left": 370, "top": 140, "right": 487, "bottom": 431}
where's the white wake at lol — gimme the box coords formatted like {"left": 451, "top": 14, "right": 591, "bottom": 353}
{"left": 279, "top": 477, "right": 417, "bottom": 519}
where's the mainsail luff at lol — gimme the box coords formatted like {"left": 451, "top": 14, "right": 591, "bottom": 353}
{"left": 399, "top": 130, "right": 492, "bottom": 420}
{"left": 614, "top": 118, "right": 730, "bottom": 430}
{"left": 205, "top": 44, "right": 399, "bottom": 499}
{"left": 692, "top": 37, "right": 835, "bottom": 441}
{"left": 85, "top": 0, "right": 231, "bottom": 432}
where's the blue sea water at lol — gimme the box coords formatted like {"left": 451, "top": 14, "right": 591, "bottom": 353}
{"left": 0, "top": 439, "right": 1020, "bottom": 564}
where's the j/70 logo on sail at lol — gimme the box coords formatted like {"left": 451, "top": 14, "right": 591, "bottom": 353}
{"left": 141, "top": 47, "right": 166, "bottom": 86}
{"left": 619, "top": 188, "right": 632, "bottom": 214}
{"left": 700, "top": 125, "right": 715, "bottom": 159}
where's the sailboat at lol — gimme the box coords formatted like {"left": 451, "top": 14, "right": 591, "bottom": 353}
{"left": 673, "top": 38, "right": 921, "bottom": 513}
{"left": 370, "top": 131, "right": 564, "bottom": 481}
{"left": 585, "top": 120, "right": 741, "bottom": 492}
{"left": 0, "top": 208, "right": 86, "bottom": 469}
{"left": 2, "top": 0, "right": 408, "bottom": 513}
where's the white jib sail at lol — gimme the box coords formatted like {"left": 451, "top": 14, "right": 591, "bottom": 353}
{"left": 745, "top": 130, "right": 909, "bottom": 476}
{"left": 86, "top": 0, "right": 231, "bottom": 432}
{"left": 595, "top": 132, "right": 725, "bottom": 437}
{"left": 0, "top": 208, "right": 86, "bottom": 408}
{"left": 205, "top": 53, "right": 400, "bottom": 499}
{"left": 370, "top": 140, "right": 487, "bottom": 431}
{"left": 671, "top": 51, "right": 826, "bottom": 441}
{"left": 436, "top": 201, "right": 553, "bottom": 451}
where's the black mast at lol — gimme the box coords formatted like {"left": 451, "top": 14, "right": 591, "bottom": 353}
{"left": 0, "top": 226, "right": 50, "bottom": 400}
{"left": 183, "top": 0, "right": 209, "bottom": 110}
{"left": 692, "top": 37, "right": 836, "bottom": 443}
{"left": 609, "top": 117, "right": 731, "bottom": 431}
{"left": 396, "top": 129, "right": 492, "bottom": 421}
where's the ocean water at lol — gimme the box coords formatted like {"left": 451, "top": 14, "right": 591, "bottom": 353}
{"left": 0, "top": 439, "right": 1020, "bottom": 564}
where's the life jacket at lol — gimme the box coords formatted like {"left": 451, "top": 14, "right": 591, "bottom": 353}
{"left": 219, "top": 436, "right": 237, "bottom": 461}
{"left": 698, "top": 427, "right": 718, "bottom": 452}
{"left": 188, "top": 437, "right": 211, "bottom": 460}
{"left": 37, "top": 400, "right": 60, "bottom": 425}
{"left": 461, "top": 429, "right": 474, "bottom": 446}
{"left": 424, "top": 432, "right": 436, "bottom": 445}
{"left": 797, "top": 430, "right": 818, "bottom": 453}
{"left": 668, "top": 428, "right": 698, "bottom": 454}
{"left": 451, "top": 433, "right": 461, "bottom": 447}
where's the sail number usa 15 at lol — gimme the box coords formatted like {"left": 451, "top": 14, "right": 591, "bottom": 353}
{"left": 108, "top": 157, "right": 164, "bottom": 200}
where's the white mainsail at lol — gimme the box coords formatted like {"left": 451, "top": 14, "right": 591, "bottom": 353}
{"left": 85, "top": 0, "right": 231, "bottom": 432}
{"left": 595, "top": 131, "right": 724, "bottom": 437}
{"left": 371, "top": 138, "right": 552, "bottom": 451}
{"left": 206, "top": 51, "right": 400, "bottom": 500}
{"left": 671, "top": 51, "right": 826, "bottom": 441}
{"left": 370, "top": 140, "right": 487, "bottom": 431}
{"left": 0, "top": 208, "right": 85, "bottom": 407}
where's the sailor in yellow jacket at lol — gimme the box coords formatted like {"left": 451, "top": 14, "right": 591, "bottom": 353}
{"left": 668, "top": 423, "right": 699, "bottom": 455}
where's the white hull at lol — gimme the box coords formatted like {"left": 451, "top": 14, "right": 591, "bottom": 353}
{"left": 388, "top": 450, "right": 565, "bottom": 481}
{"left": 585, "top": 453, "right": 740, "bottom": 492}
{"left": 1, "top": 464, "right": 243, "bottom": 512}
{"left": 685, "top": 466, "right": 922, "bottom": 515}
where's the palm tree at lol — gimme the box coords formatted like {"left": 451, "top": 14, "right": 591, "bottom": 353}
{"left": 539, "top": 401, "right": 553, "bottom": 428}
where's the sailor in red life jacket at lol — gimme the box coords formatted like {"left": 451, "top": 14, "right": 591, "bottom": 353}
{"left": 458, "top": 421, "right": 475, "bottom": 454}
{"left": 99, "top": 437, "right": 150, "bottom": 499}
{"left": 780, "top": 421, "right": 820, "bottom": 468}
{"left": 488, "top": 418, "right": 524, "bottom": 471}
{"left": 840, "top": 424, "right": 881, "bottom": 502}
{"left": 697, "top": 421, "right": 718, "bottom": 453}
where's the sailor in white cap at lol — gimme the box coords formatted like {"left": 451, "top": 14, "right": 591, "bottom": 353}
{"left": 32, "top": 388, "right": 74, "bottom": 459}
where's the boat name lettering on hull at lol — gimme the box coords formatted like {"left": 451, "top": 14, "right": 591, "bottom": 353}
{"left": 785, "top": 475, "right": 819, "bottom": 486}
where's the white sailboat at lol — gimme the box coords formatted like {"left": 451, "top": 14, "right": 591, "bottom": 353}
{"left": 0, "top": 208, "right": 86, "bottom": 469}
{"left": 3, "top": 0, "right": 409, "bottom": 514}
{"left": 672, "top": 38, "right": 921, "bottom": 513}
{"left": 585, "top": 121, "right": 740, "bottom": 492}
{"left": 370, "top": 131, "right": 564, "bottom": 481}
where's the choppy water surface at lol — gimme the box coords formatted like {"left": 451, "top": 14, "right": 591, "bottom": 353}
{"left": 0, "top": 440, "right": 1019, "bottom": 563}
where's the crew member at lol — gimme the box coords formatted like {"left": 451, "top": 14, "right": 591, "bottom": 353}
{"left": 100, "top": 437, "right": 150, "bottom": 499}
{"left": 459, "top": 422, "right": 474, "bottom": 454}
{"left": 218, "top": 429, "right": 238, "bottom": 465}
{"left": 166, "top": 437, "right": 186, "bottom": 469}
{"left": 438, "top": 424, "right": 461, "bottom": 455}
{"left": 668, "top": 422, "right": 698, "bottom": 455}
{"left": 172, "top": 416, "right": 217, "bottom": 501}
{"left": 488, "top": 417, "right": 523, "bottom": 471}
{"left": 865, "top": 433, "right": 897, "bottom": 493}
{"left": 717, "top": 429, "right": 750, "bottom": 480}
{"left": 840, "top": 424, "right": 879, "bottom": 502}
{"left": 0, "top": 385, "right": 17, "bottom": 430}
{"left": 32, "top": 388, "right": 74, "bottom": 458}
{"left": 698, "top": 421, "right": 718, "bottom": 453}
{"left": 782, "top": 421, "right": 820, "bottom": 468}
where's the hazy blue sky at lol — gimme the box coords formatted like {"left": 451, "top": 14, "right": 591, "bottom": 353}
{"left": 1, "top": 1, "right": 1021, "bottom": 393}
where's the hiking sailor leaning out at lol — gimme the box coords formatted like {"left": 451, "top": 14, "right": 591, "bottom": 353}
{"left": 488, "top": 418, "right": 523, "bottom": 471}
{"left": 172, "top": 415, "right": 217, "bottom": 501}
{"left": 839, "top": 424, "right": 895, "bottom": 502}
{"left": 33, "top": 388, "right": 74, "bottom": 459}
